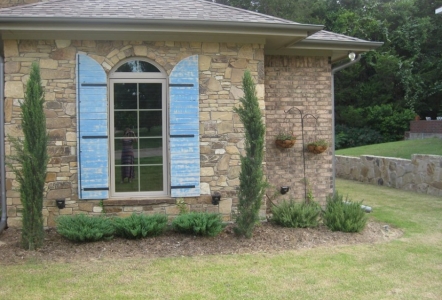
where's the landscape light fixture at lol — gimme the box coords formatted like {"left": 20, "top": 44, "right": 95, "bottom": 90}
{"left": 280, "top": 186, "right": 290, "bottom": 195}
{"left": 211, "top": 192, "right": 221, "bottom": 205}
{"left": 56, "top": 199, "right": 65, "bottom": 209}
{"left": 348, "top": 52, "right": 356, "bottom": 61}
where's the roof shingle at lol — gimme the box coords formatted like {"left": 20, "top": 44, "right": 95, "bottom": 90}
{"left": 0, "top": 0, "right": 299, "bottom": 24}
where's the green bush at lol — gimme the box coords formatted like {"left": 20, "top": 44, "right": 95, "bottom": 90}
{"left": 113, "top": 213, "right": 168, "bottom": 239}
{"left": 322, "top": 192, "right": 368, "bottom": 233}
{"left": 172, "top": 212, "right": 223, "bottom": 237}
{"left": 271, "top": 200, "right": 321, "bottom": 228}
{"left": 335, "top": 124, "right": 384, "bottom": 149}
{"left": 56, "top": 214, "right": 114, "bottom": 242}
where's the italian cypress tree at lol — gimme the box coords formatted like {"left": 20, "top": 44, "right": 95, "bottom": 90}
{"left": 233, "top": 70, "right": 267, "bottom": 238}
{"left": 9, "top": 62, "right": 48, "bottom": 250}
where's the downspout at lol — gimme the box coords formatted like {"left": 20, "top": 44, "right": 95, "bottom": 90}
{"left": 331, "top": 53, "right": 361, "bottom": 195}
{"left": 0, "top": 55, "right": 7, "bottom": 233}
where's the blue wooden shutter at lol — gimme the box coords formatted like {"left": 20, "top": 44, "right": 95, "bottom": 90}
{"left": 76, "top": 54, "right": 109, "bottom": 199}
{"left": 169, "top": 55, "right": 200, "bottom": 197}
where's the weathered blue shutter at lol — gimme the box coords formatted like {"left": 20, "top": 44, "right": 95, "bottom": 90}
{"left": 76, "top": 54, "right": 109, "bottom": 199}
{"left": 169, "top": 55, "right": 200, "bottom": 197}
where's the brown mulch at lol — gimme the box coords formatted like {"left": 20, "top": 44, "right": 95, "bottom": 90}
{"left": 0, "top": 221, "right": 402, "bottom": 265}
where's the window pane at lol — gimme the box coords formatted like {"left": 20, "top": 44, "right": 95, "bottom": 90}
{"left": 114, "top": 83, "right": 137, "bottom": 109}
{"left": 139, "top": 166, "right": 163, "bottom": 191}
{"left": 139, "top": 83, "right": 162, "bottom": 109}
{"left": 115, "top": 61, "right": 160, "bottom": 73}
{"left": 139, "top": 111, "right": 162, "bottom": 137}
{"left": 139, "top": 138, "right": 163, "bottom": 165}
{"left": 115, "top": 174, "right": 138, "bottom": 192}
{"left": 115, "top": 137, "right": 138, "bottom": 166}
{"left": 114, "top": 111, "right": 137, "bottom": 137}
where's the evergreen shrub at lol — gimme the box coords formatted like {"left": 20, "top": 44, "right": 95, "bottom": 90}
{"left": 322, "top": 192, "right": 368, "bottom": 232}
{"left": 8, "top": 63, "right": 48, "bottom": 250}
{"left": 113, "top": 213, "right": 168, "bottom": 239}
{"left": 271, "top": 200, "right": 321, "bottom": 228}
{"left": 56, "top": 214, "right": 114, "bottom": 242}
{"left": 172, "top": 212, "right": 223, "bottom": 237}
{"left": 233, "top": 70, "right": 267, "bottom": 238}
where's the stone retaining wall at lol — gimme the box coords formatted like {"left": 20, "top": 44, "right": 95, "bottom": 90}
{"left": 336, "top": 154, "right": 442, "bottom": 196}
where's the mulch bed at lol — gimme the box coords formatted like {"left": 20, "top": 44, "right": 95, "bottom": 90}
{"left": 0, "top": 221, "right": 402, "bottom": 265}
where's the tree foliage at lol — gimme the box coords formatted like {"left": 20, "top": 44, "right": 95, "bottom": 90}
{"left": 233, "top": 70, "right": 267, "bottom": 238}
{"left": 9, "top": 62, "right": 48, "bottom": 250}
{"left": 210, "top": 0, "right": 442, "bottom": 144}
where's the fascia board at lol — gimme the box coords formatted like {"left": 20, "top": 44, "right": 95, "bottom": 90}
{"left": 289, "top": 39, "right": 384, "bottom": 51}
{"left": 0, "top": 17, "right": 324, "bottom": 35}
{"left": 1, "top": 30, "right": 267, "bottom": 44}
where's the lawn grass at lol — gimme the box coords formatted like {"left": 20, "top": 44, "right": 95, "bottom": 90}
{"left": 1, "top": 179, "right": 442, "bottom": 299}
{"left": 335, "top": 137, "right": 442, "bottom": 159}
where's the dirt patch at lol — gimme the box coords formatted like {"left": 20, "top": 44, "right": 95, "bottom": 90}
{"left": 0, "top": 221, "right": 402, "bottom": 265}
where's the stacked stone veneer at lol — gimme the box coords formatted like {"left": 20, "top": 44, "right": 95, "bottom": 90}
{"left": 336, "top": 155, "right": 442, "bottom": 196}
{"left": 264, "top": 56, "right": 333, "bottom": 204}
{"left": 4, "top": 39, "right": 266, "bottom": 227}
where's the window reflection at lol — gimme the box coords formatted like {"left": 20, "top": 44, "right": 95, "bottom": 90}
{"left": 116, "top": 61, "right": 160, "bottom": 73}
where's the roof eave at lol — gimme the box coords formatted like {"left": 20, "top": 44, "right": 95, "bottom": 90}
{"left": 266, "top": 39, "right": 383, "bottom": 62}
{"left": 289, "top": 39, "right": 384, "bottom": 51}
{"left": 0, "top": 16, "right": 324, "bottom": 33}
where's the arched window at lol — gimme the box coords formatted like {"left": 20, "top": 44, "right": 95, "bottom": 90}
{"left": 110, "top": 59, "right": 167, "bottom": 196}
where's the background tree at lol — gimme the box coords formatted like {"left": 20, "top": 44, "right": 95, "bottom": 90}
{"left": 211, "top": 0, "right": 442, "bottom": 147}
{"left": 9, "top": 62, "right": 48, "bottom": 250}
{"left": 233, "top": 70, "right": 267, "bottom": 238}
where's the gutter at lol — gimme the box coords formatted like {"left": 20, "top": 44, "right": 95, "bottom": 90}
{"left": 0, "top": 17, "right": 324, "bottom": 33}
{"left": 331, "top": 54, "right": 362, "bottom": 195}
{"left": 0, "top": 55, "right": 6, "bottom": 233}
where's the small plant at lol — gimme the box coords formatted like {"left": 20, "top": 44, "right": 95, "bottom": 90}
{"left": 307, "top": 139, "right": 328, "bottom": 147}
{"left": 271, "top": 200, "right": 321, "bottom": 228}
{"left": 275, "top": 131, "right": 296, "bottom": 148}
{"left": 176, "top": 198, "right": 188, "bottom": 215}
{"left": 307, "top": 139, "right": 329, "bottom": 154}
{"left": 99, "top": 199, "right": 106, "bottom": 214}
{"left": 302, "top": 178, "right": 315, "bottom": 203}
{"left": 56, "top": 214, "right": 114, "bottom": 242}
{"left": 172, "top": 212, "right": 223, "bottom": 237}
{"left": 322, "top": 192, "right": 368, "bottom": 233}
{"left": 113, "top": 213, "right": 168, "bottom": 239}
{"left": 276, "top": 131, "right": 296, "bottom": 141}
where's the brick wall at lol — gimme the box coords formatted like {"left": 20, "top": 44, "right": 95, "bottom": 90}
{"left": 264, "top": 55, "right": 333, "bottom": 204}
{"left": 4, "top": 39, "right": 265, "bottom": 227}
{"left": 410, "top": 120, "right": 442, "bottom": 133}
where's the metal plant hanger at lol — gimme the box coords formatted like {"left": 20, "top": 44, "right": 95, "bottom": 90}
{"left": 285, "top": 107, "right": 318, "bottom": 200}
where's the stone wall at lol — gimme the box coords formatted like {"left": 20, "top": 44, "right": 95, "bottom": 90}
{"left": 264, "top": 56, "right": 333, "bottom": 204}
{"left": 4, "top": 39, "right": 265, "bottom": 227}
{"left": 336, "top": 154, "right": 442, "bottom": 196}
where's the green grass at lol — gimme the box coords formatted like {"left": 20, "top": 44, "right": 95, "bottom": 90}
{"left": 335, "top": 137, "right": 442, "bottom": 159}
{"left": 1, "top": 179, "right": 442, "bottom": 299}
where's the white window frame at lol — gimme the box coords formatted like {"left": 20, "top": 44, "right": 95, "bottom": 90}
{"left": 109, "top": 59, "right": 169, "bottom": 198}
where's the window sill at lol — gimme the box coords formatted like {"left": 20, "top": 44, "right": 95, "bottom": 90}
{"left": 104, "top": 198, "right": 175, "bottom": 206}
